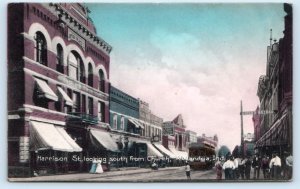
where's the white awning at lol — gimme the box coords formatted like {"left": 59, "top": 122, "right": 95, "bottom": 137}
{"left": 90, "top": 129, "right": 119, "bottom": 152}
{"left": 30, "top": 121, "right": 82, "bottom": 152}
{"left": 35, "top": 78, "right": 58, "bottom": 101}
{"left": 169, "top": 147, "right": 189, "bottom": 160}
{"left": 153, "top": 143, "right": 176, "bottom": 159}
{"left": 128, "top": 118, "right": 144, "bottom": 129}
{"left": 57, "top": 86, "right": 73, "bottom": 106}
{"left": 56, "top": 127, "right": 82, "bottom": 152}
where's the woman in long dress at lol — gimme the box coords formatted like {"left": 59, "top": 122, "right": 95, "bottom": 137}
{"left": 95, "top": 159, "right": 104, "bottom": 174}
{"left": 89, "top": 158, "right": 97, "bottom": 174}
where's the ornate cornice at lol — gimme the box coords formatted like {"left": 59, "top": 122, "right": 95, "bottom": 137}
{"left": 46, "top": 3, "right": 112, "bottom": 55}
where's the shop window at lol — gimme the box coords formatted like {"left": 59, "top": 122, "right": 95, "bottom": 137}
{"left": 35, "top": 31, "right": 47, "bottom": 66}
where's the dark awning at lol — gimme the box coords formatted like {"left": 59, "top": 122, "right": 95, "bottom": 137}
{"left": 255, "top": 111, "right": 291, "bottom": 148}
{"left": 90, "top": 129, "right": 119, "bottom": 152}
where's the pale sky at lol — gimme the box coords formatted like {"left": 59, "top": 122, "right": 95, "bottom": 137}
{"left": 87, "top": 3, "right": 285, "bottom": 151}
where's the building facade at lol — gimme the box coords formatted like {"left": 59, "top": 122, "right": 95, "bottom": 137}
{"left": 185, "top": 130, "right": 197, "bottom": 148}
{"left": 7, "top": 3, "right": 114, "bottom": 177}
{"left": 109, "top": 87, "right": 167, "bottom": 167}
{"left": 162, "top": 114, "right": 188, "bottom": 160}
{"left": 252, "top": 106, "right": 261, "bottom": 141}
{"left": 255, "top": 4, "right": 292, "bottom": 157}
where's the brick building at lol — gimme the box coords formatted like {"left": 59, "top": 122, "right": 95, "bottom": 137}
{"left": 255, "top": 4, "right": 292, "bottom": 157}
{"left": 7, "top": 3, "right": 114, "bottom": 177}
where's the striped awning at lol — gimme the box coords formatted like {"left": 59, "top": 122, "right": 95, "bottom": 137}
{"left": 255, "top": 111, "right": 291, "bottom": 148}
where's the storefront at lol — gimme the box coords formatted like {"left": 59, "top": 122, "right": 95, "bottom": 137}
{"left": 29, "top": 121, "right": 82, "bottom": 175}
{"left": 255, "top": 110, "right": 292, "bottom": 157}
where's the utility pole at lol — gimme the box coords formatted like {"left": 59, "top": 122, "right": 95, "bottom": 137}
{"left": 240, "top": 100, "right": 244, "bottom": 157}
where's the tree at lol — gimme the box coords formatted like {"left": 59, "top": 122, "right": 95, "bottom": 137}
{"left": 232, "top": 145, "right": 241, "bottom": 158}
{"left": 218, "top": 145, "right": 231, "bottom": 159}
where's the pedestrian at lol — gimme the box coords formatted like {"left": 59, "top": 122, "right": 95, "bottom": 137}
{"left": 89, "top": 158, "right": 97, "bottom": 174}
{"left": 95, "top": 159, "right": 104, "bottom": 174}
{"left": 261, "top": 155, "right": 270, "bottom": 179}
{"left": 222, "top": 156, "right": 235, "bottom": 180}
{"left": 215, "top": 158, "right": 223, "bottom": 180}
{"left": 239, "top": 157, "right": 245, "bottom": 179}
{"left": 252, "top": 154, "right": 261, "bottom": 179}
{"left": 233, "top": 156, "right": 240, "bottom": 179}
{"left": 244, "top": 156, "right": 252, "bottom": 180}
{"left": 185, "top": 161, "right": 191, "bottom": 180}
{"left": 269, "top": 153, "right": 281, "bottom": 180}
{"left": 285, "top": 152, "right": 292, "bottom": 180}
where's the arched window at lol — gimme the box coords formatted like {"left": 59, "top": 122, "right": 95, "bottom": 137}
{"left": 99, "top": 69, "right": 105, "bottom": 92}
{"left": 35, "top": 31, "right": 47, "bottom": 65}
{"left": 88, "top": 63, "right": 93, "bottom": 87}
{"left": 79, "top": 62, "right": 85, "bottom": 83}
{"left": 56, "top": 44, "right": 64, "bottom": 73}
{"left": 68, "top": 51, "right": 83, "bottom": 81}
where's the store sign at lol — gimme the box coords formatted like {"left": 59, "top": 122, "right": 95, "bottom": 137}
{"left": 19, "top": 136, "right": 29, "bottom": 163}
{"left": 68, "top": 28, "right": 86, "bottom": 50}
{"left": 241, "top": 110, "right": 275, "bottom": 115}
{"left": 163, "top": 125, "right": 174, "bottom": 135}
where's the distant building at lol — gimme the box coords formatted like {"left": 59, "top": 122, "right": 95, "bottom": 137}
{"left": 252, "top": 106, "right": 261, "bottom": 141}
{"left": 185, "top": 130, "right": 197, "bottom": 147}
{"left": 109, "top": 85, "right": 140, "bottom": 134}
{"left": 162, "top": 114, "right": 188, "bottom": 160}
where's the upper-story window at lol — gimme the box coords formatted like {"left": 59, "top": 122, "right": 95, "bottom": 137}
{"left": 72, "top": 92, "right": 80, "bottom": 113}
{"left": 113, "top": 114, "right": 118, "bottom": 129}
{"left": 87, "top": 97, "right": 93, "bottom": 115}
{"left": 88, "top": 63, "right": 93, "bottom": 87}
{"left": 120, "top": 117, "right": 125, "bottom": 130}
{"left": 35, "top": 31, "right": 47, "bottom": 65}
{"left": 99, "top": 69, "right": 105, "bottom": 92}
{"left": 98, "top": 101, "right": 105, "bottom": 122}
{"left": 68, "top": 51, "right": 84, "bottom": 81}
{"left": 79, "top": 62, "right": 86, "bottom": 83}
{"left": 56, "top": 44, "right": 64, "bottom": 73}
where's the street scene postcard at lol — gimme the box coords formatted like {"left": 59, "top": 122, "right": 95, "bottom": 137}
{"left": 7, "top": 2, "right": 293, "bottom": 182}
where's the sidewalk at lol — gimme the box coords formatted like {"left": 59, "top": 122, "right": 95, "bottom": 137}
{"left": 8, "top": 166, "right": 182, "bottom": 182}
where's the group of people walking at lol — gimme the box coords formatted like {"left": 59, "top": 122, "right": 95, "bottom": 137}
{"left": 89, "top": 159, "right": 104, "bottom": 174}
{"left": 215, "top": 152, "right": 293, "bottom": 180}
